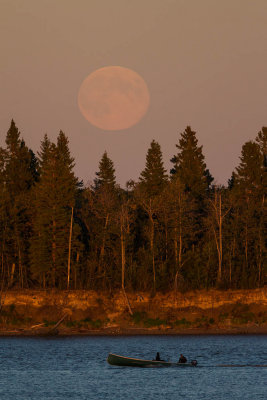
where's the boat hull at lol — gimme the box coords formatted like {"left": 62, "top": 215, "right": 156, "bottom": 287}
{"left": 107, "top": 353, "right": 196, "bottom": 367}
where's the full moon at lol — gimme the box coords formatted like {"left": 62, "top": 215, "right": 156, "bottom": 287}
{"left": 78, "top": 66, "right": 150, "bottom": 131}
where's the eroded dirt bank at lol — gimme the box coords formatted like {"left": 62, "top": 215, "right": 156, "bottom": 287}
{"left": 0, "top": 288, "right": 266, "bottom": 335}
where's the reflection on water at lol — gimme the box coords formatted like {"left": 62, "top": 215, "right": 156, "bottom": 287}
{"left": 0, "top": 335, "right": 266, "bottom": 400}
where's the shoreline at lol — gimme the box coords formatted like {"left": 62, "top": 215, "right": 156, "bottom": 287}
{"left": 1, "top": 288, "right": 266, "bottom": 338}
{"left": 1, "top": 325, "right": 267, "bottom": 337}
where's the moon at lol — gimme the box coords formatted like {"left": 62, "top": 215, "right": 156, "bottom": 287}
{"left": 78, "top": 66, "right": 150, "bottom": 131}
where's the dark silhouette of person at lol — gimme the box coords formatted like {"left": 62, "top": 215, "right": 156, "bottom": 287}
{"left": 178, "top": 354, "right": 187, "bottom": 363}
{"left": 156, "top": 352, "right": 161, "bottom": 361}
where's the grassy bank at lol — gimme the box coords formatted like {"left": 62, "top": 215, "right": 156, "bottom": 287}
{"left": 0, "top": 288, "right": 266, "bottom": 335}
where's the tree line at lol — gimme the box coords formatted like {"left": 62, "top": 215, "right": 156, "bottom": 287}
{"left": 0, "top": 121, "right": 266, "bottom": 292}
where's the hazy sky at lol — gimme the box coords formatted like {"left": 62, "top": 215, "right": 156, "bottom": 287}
{"left": 0, "top": 0, "right": 266, "bottom": 186}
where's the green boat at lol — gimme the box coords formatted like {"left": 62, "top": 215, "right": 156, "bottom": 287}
{"left": 107, "top": 353, "right": 197, "bottom": 367}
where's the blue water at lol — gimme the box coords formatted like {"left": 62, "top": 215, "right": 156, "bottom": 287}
{"left": 0, "top": 335, "right": 266, "bottom": 399}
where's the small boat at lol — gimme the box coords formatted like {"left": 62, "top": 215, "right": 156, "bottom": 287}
{"left": 107, "top": 353, "right": 197, "bottom": 367}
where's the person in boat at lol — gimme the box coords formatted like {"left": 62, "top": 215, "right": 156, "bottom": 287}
{"left": 155, "top": 352, "right": 161, "bottom": 361}
{"left": 178, "top": 354, "right": 187, "bottom": 363}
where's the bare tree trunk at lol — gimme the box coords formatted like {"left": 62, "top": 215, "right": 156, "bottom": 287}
{"left": 10, "top": 263, "right": 15, "bottom": 287}
{"left": 1, "top": 252, "right": 3, "bottom": 279}
{"left": 120, "top": 205, "right": 133, "bottom": 315}
{"left": 258, "top": 251, "right": 261, "bottom": 287}
{"left": 52, "top": 216, "right": 56, "bottom": 287}
{"left": 245, "top": 223, "right": 248, "bottom": 265}
{"left": 174, "top": 271, "right": 178, "bottom": 305}
{"left": 0, "top": 256, "right": 8, "bottom": 317}
{"left": 67, "top": 206, "right": 73, "bottom": 289}
{"left": 121, "top": 216, "right": 125, "bottom": 290}
{"left": 174, "top": 227, "right": 178, "bottom": 270}
{"left": 99, "top": 213, "right": 109, "bottom": 272}
{"left": 122, "top": 286, "right": 133, "bottom": 315}
{"left": 18, "top": 246, "right": 23, "bottom": 289}
{"left": 165, "top": 219, "right": 168, "bottom": 262}
{"left": 258, "top": 194, "right": 265, "bottom": 286}
{"left": 212, "top": 192, "right": 223, "bottom": 282}
{"left": 210, "top": 190, "right": 230, "bottom": 284}
{"left": 218, "top": 193, "right": 222, "bottom": 282}
{"left": 150, "top": 214, "right": 155, "bottom": 293}
{"left": 75, "top": 252, "right": 79, "bottom": 290}
{"left": 229, "top": 243, "right": 232, "bottom": 287}
{"left": 178, "top": 196, "right": 182, "bottom": 270}
{"left": 257, "top": 228, "right": 263, "bottom": 287}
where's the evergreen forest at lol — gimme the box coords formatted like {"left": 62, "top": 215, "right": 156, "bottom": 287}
{"left": 0, "top": 121, "right": 266, "bottom": 293}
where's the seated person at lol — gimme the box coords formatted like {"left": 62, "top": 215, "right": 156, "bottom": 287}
{"left": 178, "top": 354, "right": 187, "bottom": 363}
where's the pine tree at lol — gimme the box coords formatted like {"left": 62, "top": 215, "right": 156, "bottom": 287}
{"left": 170, "top": 126, "right": 212, "bottom": 199}
{"left": 2, "top": 120, "right": 38, "bottom": 288}
{"left": 169, "top": 127, "right": 214, "bottom": 289}
{"left": 91, "top": 152, "right": 119, "bottom": 289}
{"left": 235, "top": 141, "right": 262, "bottom": 191}
{"left": 30, "top": 132, "right": 79, "bottom": 288}
{"left": 30, "top": 138, "right": 55, "bottom": 286}
{"left": 139, "top": 140, "right": 168, "bottom": 197}
{"left": 0, "top": 147, "right": 8, "bottom": 289}
{"left": 230, "top": 136, "right": 265, "bottom": 288}
{"left": 134, "top": 141, "right": 168, "bottom": 292}
{"left": 94, "top": 151, "right": 116, "bottom": 191}
{"left": 5, "top": 120, "right": 36, "bottom": 195}
{"left": 255, "top": 127, "right": 267, "bottom": 192}
{"left": 38, "top": 134, "right": 51, "bottom": 169}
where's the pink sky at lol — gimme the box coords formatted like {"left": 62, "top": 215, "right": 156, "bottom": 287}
{"left": 0, "top": 0, "right": 266, "bottom": 186}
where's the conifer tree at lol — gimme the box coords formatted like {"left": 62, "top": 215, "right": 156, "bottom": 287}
{"left": 2, "top": 120, "right": 38, "bottom": 288}
{"left": 139, "top": 140, "right": 168, "bottom": 197}
{"left": 30, "top": 132, "right": 79, "bottom": 288}
{"left": 235, "top": 141, "right": 262, "bottom": 191}
{"left": 38, "top": 134, "right": 51, "bottom": 169}
{"left": 0, "top": 147, "right": 8, "bottom": 288}
{"left": 91, "top": 151, "right": 119, "bottom": 288}
{"left": 169, "top": 127, "right": 214, "bottom": 289}
{"left": 170, "top": 127, "right": 212, "bottom": 264}
{"left": 134, "top": 140, "right": 168, "bottom": 292}
{"left": 229, "top": 135, "right": 266, "bottom": 287}
{"left": 170, "top": 126, "right": 212, "bottom": 199}
{"left": 5, "top": 120, "right": 37, "bottom": 195}
{"left": 255, "top": 127, "right": 267, "bottom": 191}
{"left": 30, "top": 138, "right": 55, "bottom": 286}
{"left": 94, "top": 151, "right": 116, "bottom": 191}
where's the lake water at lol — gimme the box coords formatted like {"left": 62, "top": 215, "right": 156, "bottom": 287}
{"left": 0, "top": 335, "right": 266, "bottom": 399}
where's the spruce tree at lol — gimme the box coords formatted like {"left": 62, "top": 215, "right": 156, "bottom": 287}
{"left": 170, "top": 126, "right": 212, "bottom": 199}
{"left": 91, "top": 152, "right": 119, "bottom": 289}
{"left": 30, "top": 132, "right": 79, "bottom": 288}
{"left": 170, "top": 126, "right": 213, "bottom": 287}
{"left": 235, "top": 141, "right": 262, "bottom": 191}
{"left": 255, "top": 127, "right": 267, "bottom": 192}
{"left": 0, "top": 147, "right": 8, "bottom": 289}
{"left": 134, "top": 140, "right": 168, "bottom": 292}
{"left": 5, "top": 120, "right": 36, "bottom": 195}
{"left": 30, "top": 138, "right": 55, "bottom": 286}
{"left": 94, "top": 151, "right": 116, "bottom": 191}
{"left": 139, "top": 140, "right": 168, "bottom": 197}
{"left": 230, "top": 136, "right": 265, "bottom": 288}
{"left": 2, "top": 120, "right": 38, "bottom": 288}
{"left": 38, "top": 134, "right": 51, "bottom": 169}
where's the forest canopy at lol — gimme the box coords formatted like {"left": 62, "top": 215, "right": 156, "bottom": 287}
{"left": 0, "top": 121, "right": 266, "bottom": 292}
